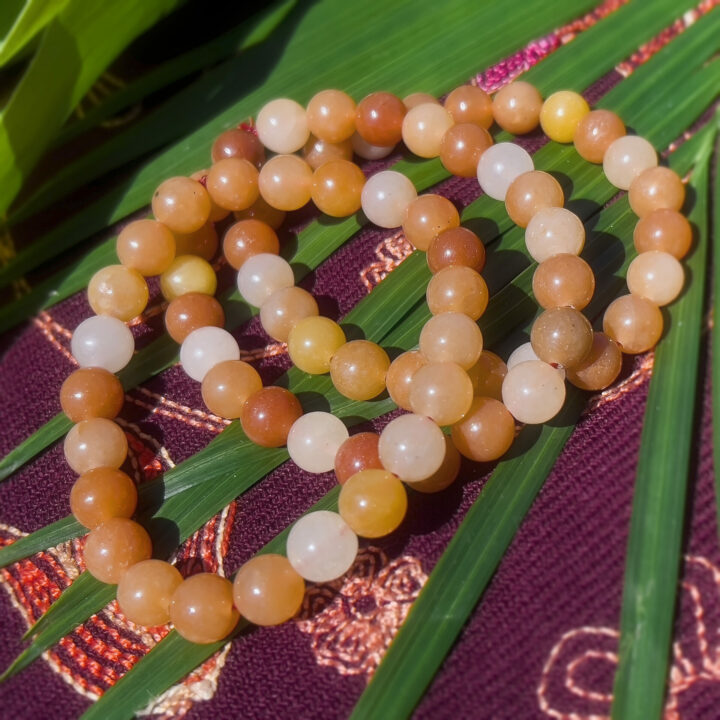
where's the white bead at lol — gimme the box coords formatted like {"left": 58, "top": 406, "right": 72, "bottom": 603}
{"left": 351, "top": 132, "right": 395, "bottom": 160}
{"left": 71, "top": 315, "right": 134, "bottom": 373}
{"left": 236, "top": 253, "right": 295, "bottom": 307}
{"left": 360, "top": 170, "right": 417, "bottom": 228}
{"left": 603, "top": 135, "right": 657, "bottom": 190}
{"left": 477, "top": 142, "right": 534, "bottom": 201}
{"left": 502, "top": 359, "right": 566, "bottom": 424}
{"left": 525, "top": 207, "right": 585, "bottom": 263}
{"left": 256, "top": 98, "right": 309, "bottom": 154}
{"left": 287, "top": 412, "right": 349, "bottom": 473}
{"left": 286, "top": 510, "right": 358, "bottom": 582}
{"left": 507, "top": 342, "right": 565, "bottom": 380}
{"left": 180, "top": 327, "right": 240, "bottom": 381}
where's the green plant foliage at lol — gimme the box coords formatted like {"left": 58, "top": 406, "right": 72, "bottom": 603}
{"left": 0, "top": 0, "right": 68, "bottom": 67}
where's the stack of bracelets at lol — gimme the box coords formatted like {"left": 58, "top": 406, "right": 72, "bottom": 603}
{"left": 58, "top": 82, "right": 690, "bottom": 643}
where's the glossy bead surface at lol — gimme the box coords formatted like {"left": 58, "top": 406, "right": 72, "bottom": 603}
{"left": 256, "top": 98, "right": 309, "bottom": 154}
{"left": 355, "top": 92, "right": 406, "bottom": 146}
{"left": 409, "top": 361, "right": 473, "bottom": 426}
{"left": 311, "top": 159, "right": 365, "bottom": 217}
{"left": 427, "top": 226, "right": 485, "bottom": 274}
{"left": 403, "top": 92, "right": 438, "bottom": 109}
{"left": 351, "top": 132, "right": 395, "bottom": 160}
{"left": 64, "top": 418, "right": 128, "bottom": 474}
{"left": 566, "top": 332, "right": 622, "bottom": 391}
{"left": 201, "top": 360, "right": 263, "bottom": 418}
{"left": 287, "top": 316, "right": 346, "bottom": 374}
{"left": 467, "top": 351, "right": 507, "bottom": 401}
{"left": 532, "top": 253, "right": 595, "bottom": 310}
{"left": 165, "top": 293, "right": 225, "bottom": 344}
{"left": 302, "top": 135, "right": 354, "bottom": 170}
{"left": 232, "top": 554, "right": 305, "bottom": 626}
{"left": 88, "top": 265, "right": 148, "bottom": 321}
{"left": 633, "top": 209, "right": 692, "bottom": 259}
{"left": 206, "top": 158, "right": 259, "bottom": 211}
{"left": 386, "top": 350, "right": 426, "bottom": 411}
{"left": 71, "top": 315, "right": 134, "bottom": 373}
{"left": 505, "top": 170, "right": 564, "bottom": 228}
{"left": 628, "top": 166, "right": 685, "bottom": 217}
{"left": 539, "top": 90, "right": 589, "bottom": 143}
{"left": 160, "top": 255, "right": 216, "bottom": 301}
{"left": 286, "top": 510, "right": 358, "bottom": 582}
{"left": 240, "top": 387, "right": 302, "bottom": 447}
{"left": 211, "top": 127, "right": 265, "bottom": 167}
{"left": 339, "top": 469, "right": 407, "bottom": 538}
{"left": 451, "top": 396, "right": 515, "bottom": 462}
{"left": 444, "top": 85, "right": 492, "bottom": 128}
{"left": 259, "top": 286, "right": 319, "bottom": 342}
{"left": 234, "top": 195, "right": 287, "bottom": 229}
{"left": 60, "top": 368, "right": 124, "bottom": 422}
{"left": 477, "top": 142, "right": 534, "bottom": 201}
{"left": 117, "top": 219, "right": 176, "bottom": 276}
{"left": 258, "top": 155, "right": 313, "bottom": 211}
{"left": 173, "top": 222, "right": 219, "bottom": 261}
{"left": 525, "top": 207, "right": 585, "bottom": 263}
{"left": 306, "top": 89, "right": 356, "bottom": 143}
{"left": 223, "top": 219, "right": 279, "bottom": 271}
{"left": 330, "top": 340, "right": 390, "bottom": 401}
{"left": 531, "top": 307, "right": 594, "bottom": 368}
{"left": 378, "top": 413, "right": 446, "bottom": 483}
{"left": 411, "top": 437, "right": 461, "bottom": 493}
{"left": 287, "top": 412, "right": 349, "bottom": 473}
{"left": 626, "top": 250, "right": 684, "bottom": 307}
{"left": 439, "top": 123, "right": 493, "bottom": 177}
{"left": 602, "top": 294, "right": 663, "bottom": 354}
{"left": 116, "top": 559, "right": 183, "bottom": 626}
{"left": 426, "top": 266, "right": 488, "bottom": 319}
{"left": 401, "top": 103, "right": 454, "bottom": 158}
{"left": 361, "top": 170, "right": 417, "bottom": 228}
{"left": 169, "top": 573, "right": 238, "bottom": 644}
{"left": 502, "top": 360, "right": 566, "bottom": 424}
{"left": 70, "top": 468, "right": 137, "bottom": 529}
{"left": 603, "top": 135, "right": 658, "bottom": 190}
{"left": 573, "top": 110, "right": 626, "bottom": 164}
{"left": 152, "top": 177, "right": 210, "bottom": 234}
{"left": 84, "top": 518, "right": 152, "bottom": 585}
{"left": 334, "top": 432, "right": 382, "bottom": 484}
{"left": 506, "top": 341, "right": 565, "bottom": 380}
{"left": 402, "top": 194, "right": 459, "bottom": 251}
{"left": 236, "top": 253, "right": 294, "bottom": 307}
{"left": 492, "top": 81, "right": 543, "bottom": 134}
{"left": 180, "top": 327, "right": 240, "bottom": 382}
{"left": 419, "top": 312, "right": 483, "bottom": 369}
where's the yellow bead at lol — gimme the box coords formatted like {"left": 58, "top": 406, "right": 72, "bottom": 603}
{"left": 287, "top": 316, "right": 346, "bottom": 374}
{"left": 539, "top": 91, "right": 590, "bottom": 144}
{"left": 160, "top": 255, "right": 217, "bottom": 301}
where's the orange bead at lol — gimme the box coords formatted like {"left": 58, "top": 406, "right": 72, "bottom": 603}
{"left": 240, "top": 387, "right": 303, "bottom": 447}
{"left": 633, "top": 209, "right": 692, "bottom": 259}
{"left": 311, "top": 160, "right": 366, "bottom": 217}
{"left": 505, "top": 170, "right": 564, "bottom": 228}
{"left": 206, "top": 158, "right": 259, "bottom": 211}
{"left": 530, "top": 307, "right": 594, "bottom": 368}
{"left": 386, "top": 350, "right": 427, "bottom": 411}
{"left": 402, "top": 194, "right": 460, "bottom": 251}
{"left": 603, "top": 294, "right": 663, "bottom": 354}
{"left": 223, "top": 220, "right": 279, "bottom": 270}
{"left": 88, "top": 265, "right": 149, "bottom": 322}
{"left": 440, "top": 123, "right": 493, "bottom": 177}
{"left": 573, "top": 109, "right": 626, "bottom": 164}
{"left": 532, "top": 254, "right": 595, "bottom": 310}
{"left": 70, "top": 467, "right": 137, "bottom": 529}
{"left": 467, "top": 351, "right": 507, "bottom": 401}
{"left": 338, "top": 469, "right": 407, "bottom": 538}
{"left": 566, "top": 332, "right": 622, "bottom": 391}
{"left": 64, "top": 418, "right": 128, "bottom": 474}
{"left": 401, "top": 103, "right": 454, "bottom": 158}
{"left": 444, "top": 85, "right": 493, "bottom": 128}
{"left": 419, "top": 312, "right": 483, "bottom": 369}
{"left": 451, "top": 396, "right": 515, "bottom": 462}
{"left": 164, "top": 293, "right": 225, "bottom": 344}
{"left": 234, "top": 195, "right": 287, "bottom": 230}
{"left": 211, "top": 127, "right": 265, "bottom": 167}
{"left": 60, "top": 367, "right": 124, "bottom": 422}
{"left": 116, "top": 219, "right": 176, "bottom": 276}
{"left": 403, "top": 92, "right": 438, "bottom": 109}
{"left": 426, "top": 265, "right": 489, "bottom": 319}
{"left": 492, "top": 81, "right": 543, "bottom": 135}
{"left": 426, "top": 226, "right": 485, "bottom": 274}
{"left": 84, "top": 518, "right": 152, "bottom": 585}
{"left": 173, "top": 222, "right": 219, "bottom": 262}
{"left": 190, "top": 170, "right": 231, "bottom": 223}
{"left": 116, "top": 559, "right": 183, "bottom": 626}
{"left": 355, "top": 92, "right": 406, "bottom": 146}
{"left": 411, "top": 437, "right": 461, "bottom": 493}
{"left": 409, "top": 361, "right": 473, "bottom": 426}
{"left": 258, "top": 155, "right": 313, "bottom": 211}
{"left": 302, "top": 135, "right": 354, "bottom": 170}
{"left": 334, "top": 432, "right": 383, "bottom": 484}
{"left": 259, "top": 286, "right": 319, "bottom": 343}
{"left": 152, "top": 177, "right": 211, "bottom": 234}
{"left": 306, "top": 89, "right": 357, "bottom": 143}
{"left": 330, "top": 340, "right": 390, "bottom": 401}
{"left": 201, "top": 360, "right": 263, "bottom": 418}
{"left": 628, "top": 166, "right": 685, "bottom": 217}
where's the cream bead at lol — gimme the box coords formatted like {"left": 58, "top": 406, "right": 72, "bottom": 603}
{"left": 401, "top": 103, "right": 454, "bottom": 158}
{"left": 626, "top": 250, "right": 684, "bottom": 306}
{"left": 477, "top": 142, "right": 534, "bottom": 201}
{"left": 287, "top": 412, "right": 349, "bottom": 474}
{"left": 378, "top": 413, "right": 446, "bottom": 482}
{"left": 236, "top": 253, "right": 295, "bottom": 307}
{"left": 256, "top": 98, "right": 310, "bottom": 154}
{"left": 525, "top": 207, "right": 585, "bottom": 263}
{"left": 71, "top": 315, "right": 134, "bottom": 373}
{"left": 603, "top": 135, "right": 658, "bottom": 190}
{"left": 502, "top": 359, "right": 566, "bottom": 424}
{"left": 419, "top": 312, "right": 483, "bottom": 369}
{"left": 180, "top": 327, "right": 240, "bottom": 381}
{"left": 351, "top": 132, "right": 395, "bottom": 159}
{"left": 360, "top": 170, "right": 417, "bottom": 228}
{"left": 507, "top": 341, "right": 565, "bottom": 380}
{"left": 286, "top": 510, "right": 358, "bottom": 582}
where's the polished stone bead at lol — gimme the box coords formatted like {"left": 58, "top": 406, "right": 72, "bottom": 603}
{"left": 467, "top": 350, "right": 508, "bottom": 401}
{"left": 201, "top": 360, "right": 263, "bottom": 418}
{"left": 302, "top": 135, "right": 354, "bottom": 170}
{"left": 477, "top": 142, "right": 534, "bottom": 201}
{"left": 361, "top": 170, "right": 417, "bottom": 228}
{"left": 402, "top": 194, "right": 460, "bottom": 251}
{"left": 223, "top": 219, "right": 279, "bottom": 270}
{"left": 444, "top": 85, "right": 492, "bottom": 128}
{"left": 206, "top": 158, "right": 259, "bottom": 211}
{"left": 628, "top": 166, "right": 685, "bottom": 217}
{"left": 401, "top": 103, "right": 454, "bottom": 158}
{"left": 403, "top": 92, "right": 438, "bottom": 109}
{"left": 419, "top": 312, "right": 483, "bottom": 369}
{"left": 330, "top": 340, "right": 390, "bottom": 401}
{"left": 84, "top": 518, "right": 152, "bottom": 585}
{"left": 409, "top": 361, "right": 473, "bottom": 426}
{"left": 259, "top": 286, "right": 319, "bottom": 342}
{"left": 287, "top": 412, "right": 349, "bottom": 473}
{"left": 602, "top": 294, "right": 663, "bottom": 354}
{"left": 505, "top": 170, "right": 564, "bottom": 228}
{"left": 173, "top": 222, "right": 219, "bottom": 261}
{"left": 378, "top": 413, "right": 446, "bottom": 483}
{"left": 334, "top": 432, "right": 382, "bottom": 484}
{"left": 351, "top": 132, "right": 395, "bottom": 160}
{"left": 240, "top": 387, "right": 302, "bottom": 447}
{"left": 256, "top": 98, "right": 309, "bottom": 154}
{"left": 506, "top": 342, "right": 566, "bottom": 381}
{"left": 191, "top": 169, "right": 231, "bottom": 223}
{"left": 71, "top": 315, "right": 134, "bottom": 373}
{"left": 88, "top": 265, "right": 149, "bottom": 321}
{"left": 426, "top": 226, "right": 486, "bottom": 274}
{"left": 603, "top": 135, "right": 658, "bottom": 190}
{"left": 525, "top": 207, "right": 585, "bottom": 263}
{"left": 426, "top": 265, "right": 489, "bottom": 319}
{"left": 530, "top": 307, "right": 594, "bottom": 368}
{"left": 165, "top": 293, "right": 225, "bottom": 344}
{"left": 116, "top": 559, "right": 183, "bottom": 626}
{"left": 236, "top": 253, "right": 294, "bottom": 308}
{"left": 439, "top": 123, "right": 493, "bottom": 177}
{"left": 385, "top": 350, "right": 427, "bottom": 411}
{"left": 626, "top": 250, "right": 684, "bottom": 307}
{"left": 180, "top": 327, "right": 240, "bottom": 382}
{"left": 633, "top": 208, "right": 692, "bottom": 259}
{"left": 410, "top": 436, "right": 461, "bottom": 493}
{"left": 211, "top": 127, "right": 265, "bottom": 167}
{"left": 451, "top": 396, "right": 515, "bottom": 462}
{"left": 338, "top": 469, "right": 407, "bottom": 538}
{"left": 64, "top": 418, "right": 128, "bottom": 474}
{"left": 160, "top": 255, "right": 217, "bottom": 301}
{"left": 234, "top": 195, "right": 287, "bottom": 229}
{"left": 152, "top": 177, "right": 211, "bottom": 234}
{"left": 258, "top": 154, "right": 313, "bottom": 211}
{"left": 311, "top": 159, "right": 366, "bottom": 217}
{"left": 60, "top": 368, "right": 124, "bottom": 422}
{"left": 573, "top": 109, "right": 626, "bottom": 164}
{"left": 287, "top": 316, "right": 346, "bottom": 374}
{"left": 539, "top": 90, "right": 590, "bottom": 143}
{"left": 532, "top": 253, "right": 595, "bottom": 310}
{"left": 70, "top": 467, "right": 137, "bottom": 529}
{"left": 491, "top": 81, "right": 543, "bottom": 135}
{"left": 566, "top": 332, "right": 622, "bottom": 391}
{"left": 117, "top": 219, "right": 176, "bottom": 276}
{"left": 502, "top": 360, "right": 566, "bottom": 424}
{"left": 306, "top": 89, "right": 356, "bottom": 143}
{"left": 355, "top": 92, "right": 406, "bottom": 146}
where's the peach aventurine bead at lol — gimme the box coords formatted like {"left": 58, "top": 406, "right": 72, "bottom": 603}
{"left": 451, "top": 396, "right": 515, "bottom": 462}
{"left": 306, "top": 89, "right": 356, "bottom": 143}
{"left": 427, "top": 226, "right": 486, "bottom": 274}
{"left": 403, "top": 92, "right": 438, "bottom": 109}
{"left": 603, "top": 294, "right": 663, "bottom": 354}
{"left": 70, "top": 467, "right": 137, "bottom": 529}
{"left": 334, "top": 432, "right": 382, "bottom": 484}
{"left": 116, "top": 219, "right": 176, "bottom": 276}
{"left": 351, "top": 132, "right": 395, "bottom": 160}
{"left": 505, "top": 170, "right": 564, "bottom": 228}
{"left": 88, "top": 265, "right": 148, "bottom": 322}
{"left": 117, "top": 559, "right": 183, "bottom": 626}
{"left": 234, "top": 195, "right": 287, "bottom": 230}
{"left": 539, "top": 90, "right": 589, "bottom": 144}
{"left": 477, "top": 142, "right": 534, "bottom": 201}
{"left": 440, "top": 123, "right": 493, "bottom": 178}
{"left": 259, "top": 154, "right": 313, "bottom": 211}
{"left": 64, "top": 418, "right": 128, "bottom": 474}
{"left": 311, "top": 159, "right": 366, "bottom": 217}
{"left": 223, "top": 219, "right": 279, "bottom": 270}
{"left": 206, "top": 158, "right": 259, "bottom": 211}
{"left": 402, "top": 194, "right": 459, "bottom": 251}
{"left": 232, "top": 554, "right": 305, "bottom": 626}
{"left": 170, "top": 573, "right": 239, "bottom": 644}
{"left": 152, "top": 177, "right": 210, "bottom": 234}
{"left": 409, "top": 361, "right": 473, "bottom": 426}
{"left": 173, "top": 222, "right": 219, "bottom": 261}
{"left": 401, "top": 103, "right": 454, "bottom": 158}
{"left": 426, "top": 265, "right": 489, "bottom": 320}
{"left": 339, "top": 469, "right": 408, "bottom": 538}
{"left": 240, "top": 387, "right": 302, "bottom": 447}
{"left": 164, "top": 293, "right": 225, "bottom": 344}
{"left": 259, "top": 286, "right": 319, "bottom": 342}
{"left": 71, "top": 315, "right": 134, "bottom": 373}
{"left": 201, "top": 360, "right": 263, "bottom": 418}
{"left": 237, "top": 253, "right": 295, "bottom": 307}
{"left": 603, "top": 135, "right": 658, "bottom": 190}
{"left": 628, "top": 166, "right": 685, "bottom": 218}
{"left": 191, "top": 170, "right": 230, "bottom": 223}
{"left": 502, "top": 360, "right": 566, "bottom": 424}
{"left": 180, "top": 327, "right": 240, "bottom": 382}
{"left": 633, "top": 209, "right": 692, "bottom": 259}
{"left": 573, "top": 109, "right": 626, "bottom": 164}
{"left": 60, "top": 367, "right": 124, "bottom": 422}
{"left": 211, "top": 127, "right": 265, "bottom": 167}
{"left": 444, "top": 85, "right": 493, "bottom": 128}
{"left": 84, "top": 518, "right": 152, "bottom": 585}
{"left": 411, "top": 436, "right": 461, "bottom": 493}
{"left": 303, "top": 135, "right": 354, "bottom": 170}
{"left": 492, "top": 81, "right": 543, "bottom": 135}
{"left": 160, "top": 255, "right": 216, "bottom": 301}
{"left": 626, "top": 250, "right": 684, "bottom": 307}
{"left": 532, "top": 253, "right": 595, "bottom": 310}
{"left": 566, "top": 332, "right": 622, "bottom": 391}
{"left": 531, "top": 307, "right": 594, "bottom": 368}
{"left": 378, "top": 413, "right": 446, "bottom": 483}
{"left": 386, "top": 350, "right": 427, "bottom": 410}
{"left": 525, "top": 207, "right": 585, "bottom": 263}
{"left": 330, "top": 340, "right": 390, "bottom": 401}
{"left": 287, "top": 316, "right": 346, "bottom": 374}
{"left": 287, "top": 412, "right": 349, "bottom": 473}
{"left": 419, "top": 312, "right": 483, "bottom": 369}
{"left": 256, "top": 98, "right": 309, "bottom": 154}
{"left": 355, "top": 92, "right": 406, "bottom": 147}
{"left": 467, "top": 350, "right": 508, "bottom": 401}
{"left": 361, "top": 170, "right": 417, "bottom": 229}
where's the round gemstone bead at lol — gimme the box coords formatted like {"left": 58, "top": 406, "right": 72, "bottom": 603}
{"left": 411, "top": 437, "right": 461, "bottom": 494}
{"left": 426, "top": 266, "right": 489, "bottom": 319}
{"left": 206, "top": 158, "right": 259, "bottom": 211}
{"left": 84, "top": 518, "right": 152, "bottom": 585}
{"left": 603, "top": 135, "right": 658, "bottom": 190}
{"left": 256, "top": 98, "right": 310, "bottom": 154}
{"left": 180, "top": 327, "right": 240, "bottom": 382}
{"left": 530, "top": 307, "right": 594, "bottom": 368}
{"left": 164, "top": 293, "right": 225, "bottom": 344}
{"left": 444, "top": 85, "right": 493, "bottom": 128}
{"left": 467, "top": 351, "right": 507, "bottom": 401}
{"left": 539, "top": 90, "right": 590, "bottom": 143}
{"left": 287, "top": 316, "right": 346, "bottom": 374}
{"left": 306, "top": 89, "right": 356, "bottom": 143}
{"left": 88, "top": 265, "right": 149, "bottom": 321}
{"left": 232, "top": 554, "right": 305, "bottom": 626}
{"left": 64, "top": 418, "right": 128, "bottom": 474}
{"left": 71, "top": 315, "right": 134, "bottom": 373}
{"left": 259, "top": 286, "right": 319, "bottom": 342}
{"left": 403, "top": 92, "right": 438, "bottom": 109}
{"left": 201, "top": 360, "right": 263, "bottom": 418}
{"left": 628, "top": 166, "right": 685, "bottom": 217}
{"left": 70, "top": 467, "right": 137, "bottom": 529}
{"left": 378, "top": 413, "right": 446, "bottom": 483}
{"left": 234, "top": 195, "right": 287, "bottom": 229}
{"left": 116, "top": 219, "right": 176, "bottom": 276}
{"left": 451, "top": 396, "right": 515, "bottom": 462}
{"left": 566, "top": 332, "right": 623, "bottom": 391}
{"left": 477, "top": 142, "right": 534, "bottom": 201}
{"left": 427, "top": 226, "right": 486, "bottom": 274}
{"left": 302, "top": 135, "right": 354, "bottom": 170}
{"left": 491, "top": 81, "right": 543, "bottom": 134}
{"left": 402, "top": 194, "right": 460, "bottom": 251}
{"left": 361, "top": 170, "right": 417, "bottom": 228}
{"left": 355, "top": 92, "right": 406, "bottom": 146}
{"left": 311, "top": 159, "right": 366, "bottom": 217}
{"left": 152, "top": 177, "right": 211, "bottom": 234}
{"left": 401, "top": 103, "right": 454, "bottom": 158}
{"left": 287, "top": 412, "right": 349, "bottom": 474}
{"left": 334, "top": 432, "right": 383, "bottom": 484}
{"left": 286, "top": 510, "right": 358, "bottom": 582}
{"left": 505, "top": 170, "right": 564, "bottom": 228}
{"left": 351, "top": 132, "right": 395, "bottom": 160}
{"left": 223, "top": 219, "right": 279, "bottom": 270}
{"left": 338, "top": 469, "right": 407, "bottom": 538}
{"left": 532, "top": 254, "right": 595, "bottom": 310}
{"left": 525, "top": 207, "right": 585, "bottom": 263}
{"left": 573, "top": 109, "right": 626, "bottom": 164}
{"left": 633, "top": 209, "right": 692, "bottom": 259}
{"left": 173, "top": 222, "right": 219, "bottom": 261}
{"left": 439, "top": 123, "right": 493, "bottom": 177}
{"left": 386, "top": 350, "right": 427, "bottom": 411}
{"left": 169, "top": 573, "right": 239, "bottom": 644}
{"left": 502, "top": 360, "right": 566, "bottom": 424}
{"left": 419, "top": 312, "right": 483, "bottom": 369}
{"left": 258, "top": 154, "right": 313, "bottom": 211}
{"left": 506, "top": 342, "right": 566, "bottom": 380}
{"left": 116, "top": 559, "right": 183, "bottom": 626}
{"left": 194, "top": 171, "right": 232, "bottom": 223}
{"left": 211, "top": 127, "right": 265, "bottom": 168}
{"left": 603, "top": 294, "right": 663, "bottom": 354}
{"left": 626, "top": 250, "right": 684, "bottom": 307}
{"left": 60, "top": 368, "right": 124, "bottom": 422}
{"left": 409, "top": 361, "right": 473, "bottom": 426}
{"left": 330, "top": 340, "right": 390, "bottom": 401}
{"left": 160, "top": 255, "right": 217, "bottom": 301}
{"left": 240, "top": 387, "right": 302, "bottom": 447}
{"left": 236, "top": 253, "right": 294, "bottom": 308}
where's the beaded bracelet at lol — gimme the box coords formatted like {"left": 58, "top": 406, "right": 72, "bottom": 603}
{"left": 57, "top": 80, "right": 690, "bottom": 644}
